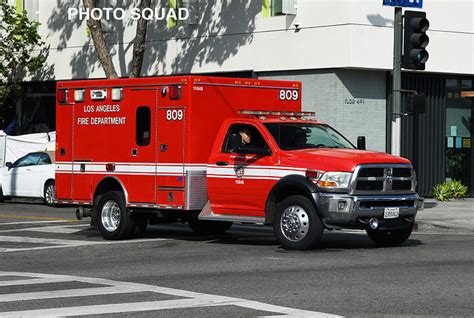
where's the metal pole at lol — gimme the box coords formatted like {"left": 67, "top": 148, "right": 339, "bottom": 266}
{"left": 391, "top": 6, "right": 403, "bottom": 156}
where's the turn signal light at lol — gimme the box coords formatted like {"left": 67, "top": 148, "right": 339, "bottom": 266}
{"left": 106, "top": 163, "right": 115, "bottom": 172}
{"left": 318, "top": 180, "right": 337, "bottom": 187}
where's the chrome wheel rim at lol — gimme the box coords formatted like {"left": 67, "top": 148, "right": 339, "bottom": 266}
{"left": 45, "top": 184, "right": 55, "bottom": 205}
{"left": 280, "top": 205, "right": 309, "bottom": 242}
{"left": 101, "top": 200, "right": 121, "bottom": 232}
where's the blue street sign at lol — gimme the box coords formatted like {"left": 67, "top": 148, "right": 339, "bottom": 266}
{"left": 383, "top": 0, "right": 423, "bottom": 8}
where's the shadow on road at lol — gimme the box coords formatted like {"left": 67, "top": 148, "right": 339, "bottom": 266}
{"left": 72, "top": 223, "right": 423, "bottom": 251}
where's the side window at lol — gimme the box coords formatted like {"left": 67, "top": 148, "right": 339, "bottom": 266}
{"left": 38, "top": 154, "right": 52, "bottom": 165}
{"left": 136, "top": 107, "right": 151, "bottom": 146}
{"left": 14, "top": 154, "right": 41, "bottom": 168}
{"left": 223, "top": 124, "right": 270, "bottom": 153}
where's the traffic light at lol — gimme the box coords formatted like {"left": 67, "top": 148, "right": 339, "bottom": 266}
{"left": 403, "top": 11, "right": 429, "bottom": 70}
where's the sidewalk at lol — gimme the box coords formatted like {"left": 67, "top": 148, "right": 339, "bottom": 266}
{"left": 416, "top": 197, "right": 474, "bottom": 232}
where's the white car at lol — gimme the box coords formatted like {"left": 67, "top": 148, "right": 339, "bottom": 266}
{"left": 0, "top": 152, "right": 55, "bottom": 206}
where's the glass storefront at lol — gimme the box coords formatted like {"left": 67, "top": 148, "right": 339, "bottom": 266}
{"left": 446, "top": 79, "right": 473, "bottom": 192}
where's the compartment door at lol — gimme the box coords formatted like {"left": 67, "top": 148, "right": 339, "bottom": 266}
{"left": 55, "top": 100, "right": 73, "bottom": 200}
{"left": 157, "top": 107, "right": 185, "bottom": 207}
{"left": 127, "top": 89, "right": 158, "bottom": 204}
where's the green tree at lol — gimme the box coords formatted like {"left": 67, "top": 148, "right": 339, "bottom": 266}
{"left": 0, "top": 2, "right": 47, "bottom": 112}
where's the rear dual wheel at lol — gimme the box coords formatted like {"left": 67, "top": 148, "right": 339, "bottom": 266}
{"left": 98, "top": 191, "right": 146, "bottom": 240}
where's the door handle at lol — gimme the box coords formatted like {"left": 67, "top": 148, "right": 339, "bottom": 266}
{"left": 216, "top": 161, "right": 228, "bottom": 166}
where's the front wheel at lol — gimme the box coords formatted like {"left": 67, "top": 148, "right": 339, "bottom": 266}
{"left": 44, "top": 181, "right": 56, "bottom": 207}
{"left": 97, "top": 191, "right": 135, "bottom": 240}
{"left": 274, "top": 195, "right": 324, "bottom": 250}
{"left": 366, "top": 224, "right": 414, "bottom": 247}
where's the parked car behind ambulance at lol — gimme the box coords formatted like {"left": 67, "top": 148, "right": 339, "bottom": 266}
{"left": 0, "top": 151, "right": 55, "bottom": 206}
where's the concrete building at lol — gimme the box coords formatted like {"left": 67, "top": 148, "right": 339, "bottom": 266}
{"left": 4, "top": 0, "right": 474, "bottom": 195}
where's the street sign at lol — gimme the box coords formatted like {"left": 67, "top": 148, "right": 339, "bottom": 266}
{"left": 383, "top": 0, "right": 423, "bottom": 8}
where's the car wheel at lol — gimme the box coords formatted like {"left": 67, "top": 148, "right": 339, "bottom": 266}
{"left": 44, "top": 181, "right": 56, "bottom": 207}
{"left": 274, "top": 195, "right": 324, "bottom": 250}
{"left": 366, "top": 224, "right": 414, "bottom": 247}
{"left": 188, "top": 219, "right": 233, "bottom": 235}
{"left": 97, "top": 191, "right": 135, "bottom": 240}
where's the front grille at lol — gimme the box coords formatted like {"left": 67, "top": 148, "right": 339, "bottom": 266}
{"left": 356, "top": 181, "right": 384, "bottom": 191}
{"left": 351, "top": 165, "right": 415, "bottom": 194}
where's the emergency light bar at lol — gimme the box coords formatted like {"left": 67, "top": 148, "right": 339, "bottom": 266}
{"left": 239, "top": 110, "right": 315, "bottom": 117}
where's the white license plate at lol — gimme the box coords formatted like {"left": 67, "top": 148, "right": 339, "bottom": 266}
{"left": 384, "top": 207, "right": 400, "bottom": 219}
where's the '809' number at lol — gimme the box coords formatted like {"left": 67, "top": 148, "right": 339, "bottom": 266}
{"left": 279, "top": 89, "right": 299, "bottom": 101}
{"left": 166, "top": 109, "right": 183, "bottom": 121}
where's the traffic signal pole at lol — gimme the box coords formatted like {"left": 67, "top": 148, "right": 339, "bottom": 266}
{"left": 391, "top": 6, "right": 403, "bottom": 156}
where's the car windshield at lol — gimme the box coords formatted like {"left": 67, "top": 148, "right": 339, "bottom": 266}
{"left": 264, "top": 123, "right": 355, "bottom": 150}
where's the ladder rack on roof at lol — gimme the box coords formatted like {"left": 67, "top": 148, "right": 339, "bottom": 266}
{"left": 239, "top": 110, "right": 315, "bottom": 117}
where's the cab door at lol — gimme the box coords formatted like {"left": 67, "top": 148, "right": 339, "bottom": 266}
{"left": 207, "top": 123, "right": 275, "bottom": 217}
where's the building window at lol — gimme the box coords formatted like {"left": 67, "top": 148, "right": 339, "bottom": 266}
{"left": 16, "top": 0, "right": 39, "bottom": 21}
{"left": 262, "top": 0, "right": 297, "bottom": 17}
{"left": 445, "top": 78, "right": 473, "bottom": 191}
{"left": 168, "top": 0, "right": 198, "bottom": 28}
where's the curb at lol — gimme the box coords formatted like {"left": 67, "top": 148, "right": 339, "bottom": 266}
{"left": 414, "top": 221, "right": 474, "bottom": 234}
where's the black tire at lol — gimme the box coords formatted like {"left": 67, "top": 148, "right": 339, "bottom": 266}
{"left": 273, "top": 195, "right": 324, "bottom": 250}
{"left": 188, "top": 219, "right": 233, "bottom": 235}
{"left": 43, "top": 180, "right": 56, "bottom": 207}
{"left": 97, "top": 191, "right": 135, "bottom": 240}
{"left": 366, "top": 224, "right": 414, "bottom": 247}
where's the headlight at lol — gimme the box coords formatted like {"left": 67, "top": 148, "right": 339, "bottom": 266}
{"left": 317, "top": 172, "right": 352, "bottom": 189}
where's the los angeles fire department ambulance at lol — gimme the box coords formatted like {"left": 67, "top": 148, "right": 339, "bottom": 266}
{"left": 56, "top": 76, "right": 424, "bottom": 250}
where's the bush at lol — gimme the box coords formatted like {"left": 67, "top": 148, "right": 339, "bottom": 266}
{"left": 432, "top": 180, "right": 468, "bottom": 201}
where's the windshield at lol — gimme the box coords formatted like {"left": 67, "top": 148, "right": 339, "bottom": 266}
{"left": 264, "top": 123, "right": 355, "bottom": 150}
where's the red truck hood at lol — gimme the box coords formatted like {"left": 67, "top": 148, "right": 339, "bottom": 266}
{"left": 281, "top": 148, "right": 411, "bottom": 172}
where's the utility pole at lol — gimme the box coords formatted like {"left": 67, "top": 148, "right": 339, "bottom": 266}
{"left": 391, "top": 7, "right": 403, "bottom": 156}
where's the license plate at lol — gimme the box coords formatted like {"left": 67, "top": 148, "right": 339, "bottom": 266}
{"left": 384, "top": 207, "right": 399, "bottom": 219}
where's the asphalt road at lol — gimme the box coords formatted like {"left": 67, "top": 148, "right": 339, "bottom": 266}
{"left": 0, "top": 201, "right": 473, "bottom": 317}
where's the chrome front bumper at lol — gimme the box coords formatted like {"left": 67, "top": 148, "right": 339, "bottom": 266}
{"left": 313, "top": 192, "right": 424, "bottom": 230}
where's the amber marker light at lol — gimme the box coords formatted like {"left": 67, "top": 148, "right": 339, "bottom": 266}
{"left": 318, "top": 180, "right": 338, "bottom": 187}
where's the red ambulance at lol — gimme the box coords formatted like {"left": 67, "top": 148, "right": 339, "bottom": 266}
{"left": 56, "top": 76, "right": 423, "bottom": 250}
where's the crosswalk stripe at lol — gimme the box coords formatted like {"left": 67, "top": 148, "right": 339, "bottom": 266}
{"left": 0, "top": 220, "right": 69, "bottom": 226}
{"left": 0, "top": 271, "right": 342, "bottom": 317}
{"left": 0, "top": 224, "right": 90, "bottom": 234}
{"left": 0, "top": 286, "right": 140, "bottom": 302}
{"left": 0, "top": 235, "right": 168, "bottom": 253}
{"left": 0, "top": 277, "right": 77, "bottom": 287}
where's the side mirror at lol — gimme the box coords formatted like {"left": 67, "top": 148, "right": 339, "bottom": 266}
{"left": 236, "top": 146, "right": 272, "bottom": 156}
{"left": 5, "top": 162, "right": 12, "bottom": 170}
{"left": 357, "top": 136, "right": 366, "bottom": 150}
{"left": 407, "top": 94, "right": 426, "bottom": 114}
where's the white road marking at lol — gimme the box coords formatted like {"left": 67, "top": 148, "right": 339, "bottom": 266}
{"left": 0, "top": 220, "right": 69, "bottom": 226}
{"left": 0, "top": 235, "right": 168, "bottom": 253}
{"left": 0, "top": 271, "right": 341, "bottom": 317}
{"left": 0, "top": 286, "right": 141, "bottom": 302}
{"left": 0, "top": 224, "right": 90, "bottom": 234}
